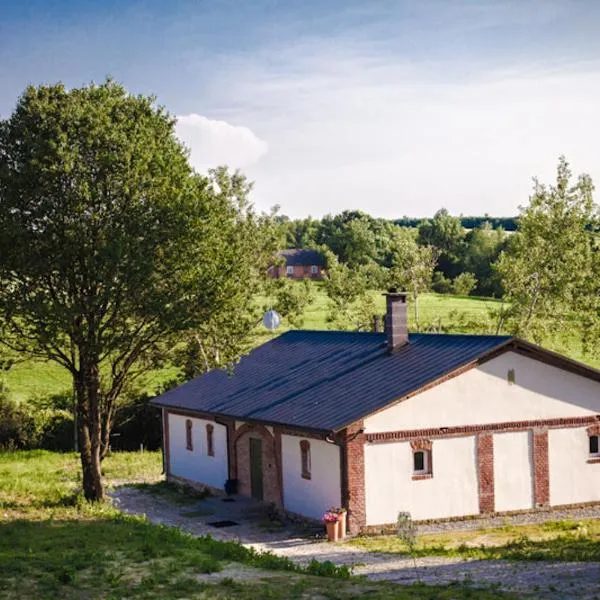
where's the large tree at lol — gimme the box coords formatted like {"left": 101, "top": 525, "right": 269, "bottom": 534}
{"left": 0, "top": 81, "right": 275, "bottom": 501}
{"left": 496, "top": 157, "right": 599, "bottom": 354}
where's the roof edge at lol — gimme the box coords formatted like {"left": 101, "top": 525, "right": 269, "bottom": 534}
{"left": 332, "top": 336, "right": 600, "bottom": 433}
{"left": 149, "top": 401, "right": 334, "bottom": 437}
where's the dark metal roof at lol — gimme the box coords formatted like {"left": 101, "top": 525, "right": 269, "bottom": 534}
{"left": 279, "top": 249, "right": 326, "bottom": 266}
{"left": 151, "top": 330, "right": 513, "bottom": 432}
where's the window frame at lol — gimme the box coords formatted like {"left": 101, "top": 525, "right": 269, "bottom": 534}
{"left": 410, "top": 439, "right": 433, "bottom": 480}
{"left": 310, "top": 265, "right": 318, "bottom": 274}
{"left": 586, "top": 425, "right": 600, "bottom": 463}
{"left": 413, "top": 450, "right": 427, "bottom": 473}
{"left": 286, "top": 265, "right": 294, "bottom": 275}
{"left": 590, "top": 434, "right": 599, "bottom": 457}
{"left": 300, "top": 439, "right": 311, "bottom": 480}
{"left": 185, "top": 419, "right": 193, "bottom": 452}
{"left": 206, "top": 424, "right": 215, "bottom": 457}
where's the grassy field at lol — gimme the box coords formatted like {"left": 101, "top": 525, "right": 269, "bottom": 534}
{"left": 349, "top": 519, "right": 600, "bottom": 562}
{"left": 4, "top": 285, "right": 599, "bottom": 404}
{"left": 0, "top": 450, "right": 517, "bottom": 599}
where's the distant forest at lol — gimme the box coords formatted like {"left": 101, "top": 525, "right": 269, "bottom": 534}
{"left": 276, "top": 209, "right": 514, "bottom": 298}
{"left": 393, "top": 216, "right": 518, "bottom": 230}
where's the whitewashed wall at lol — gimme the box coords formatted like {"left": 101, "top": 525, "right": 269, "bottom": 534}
{"left": 493, "top": 431, "right": 534, "bottom": 512}
{"left": 364, "top": 352, "right": 600, "bottom": 433}
{"left": 549, "top": 427, "right": 600, "bottom": 505}
{"left": 281, "top": 435, "right": 341, "bottom": 519}
{"left": 168, "top": 413, "right": 228, "bottom": 490}
{"left": 364, "top": 436, "right": 479, "bottom": 523}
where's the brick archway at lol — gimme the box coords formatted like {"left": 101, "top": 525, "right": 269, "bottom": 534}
{"left": 233, "top": 424, "right": 282, "bottom": 507}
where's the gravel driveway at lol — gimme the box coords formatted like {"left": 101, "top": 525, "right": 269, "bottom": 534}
{"left": 112, "top": 486, "right": 600, "bottom": 599}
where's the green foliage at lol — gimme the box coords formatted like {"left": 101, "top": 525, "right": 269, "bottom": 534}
{"left": 417, "top": 209, "right": 466, "bottom": 278}
{"left": 396, "top": 512, "right": 418, "bottom": 569}
{"left": 176, "top": 172, "right": 281, "bottom": 378}
{"left": 0, "top": 392, "right": 73, "bottom": 451}
{"left": 452, "top": 272, "right": 477, "bottom": 296}
{"left": 0, "top": 80, "right": 280, "bottom": 496}
{"left": 387, "top": 228, "right": 438, "bottom": 329}
{"left": 323, "top": 251, "right": 377, "bottom": 330}
{"left": 463, "top": 223, "right": 506, "bottom": 297}
{"left": 263, "top": 277, "right": 316, "bottom": 329}
{"left": 496, "top": 157, "right": 600, "bottom": 357}
{"left": 396, "top": 215, "right": 518, "bottom": 231}
{"left": 431, "top": 271, "right": 453, "bottom": 294}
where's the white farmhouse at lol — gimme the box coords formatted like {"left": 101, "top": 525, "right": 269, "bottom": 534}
{"left": 152, "top": 291, "right": 600, "bottom": 533}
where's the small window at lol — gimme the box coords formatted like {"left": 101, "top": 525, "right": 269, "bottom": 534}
{"left": 300, "top": 440, "right": 311, "bottom": 480}
{"left": 507, "top": 369, "right": 516, "bottom": 384}
{"left": 311, "top": 265, "right": 318, "bottom": 274}
{"left": 206, "top": 424, "right": 214, "bottom": 457}
{"left": 413, "top": 450, "right": 426, "bottom": 472}
{"left": 590, "top": 435, "right": 599, "bottom": 456}
{"left": 185, "top": 419, "right": 193, "bottom": 451}
{"left": 286, "top": 265, "right": 294, "bottom": 275}
{"left": 411, "top": 439, "right": 432, "bottom": 479}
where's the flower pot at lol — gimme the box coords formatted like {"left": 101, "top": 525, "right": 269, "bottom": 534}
{"left": 337, "top": 512, "right": 347, "bottom": 539}
{"left": 326, "top": 521, "right": 339, "bottom": 542}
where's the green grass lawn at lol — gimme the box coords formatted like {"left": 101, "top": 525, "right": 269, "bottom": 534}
{"left": 348, "top": 519, "right": 600, "bottom": 562}
{"left": 0, "top": 450, "right": 518, "bottom": 599}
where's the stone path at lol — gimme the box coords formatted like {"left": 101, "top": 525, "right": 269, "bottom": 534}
{"left": 111, "top": 486, "right": 600, "bottom": 599}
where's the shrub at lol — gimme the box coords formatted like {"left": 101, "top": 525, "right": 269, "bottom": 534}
{"left": 397, "top": 511, "right": 418, "bottom": 568}
{"left": 431, "top": 271, "right": 452, "bottom": 294}
{"left": 0, "top": 390, "right": 74, "bottom": 451}
{"left": 452, "top": 272, "right": 477, "bottom": 296}
{"left": 0, "top": 395, "right": 40, "bottom": 449}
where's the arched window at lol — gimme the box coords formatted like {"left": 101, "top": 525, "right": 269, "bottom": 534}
{"left": 410, "top": 439, "right": 432, "bottom": 479}
{"left": 206, "top": 424, "right": 214, "bottom": 457}
{"left": 185, "top": 419, "right": 193, "bottom": 451}
{"left": 300, "top": 440, "right": 311, "bottom": 480}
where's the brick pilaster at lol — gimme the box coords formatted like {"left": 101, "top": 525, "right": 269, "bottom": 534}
{"left": 477, "top": 432, "right": 494, "bottom": 513}
{"left": 532, "top": 427, "right": 550, "bottom": 507}
{"left": 343, "top": 421, "right": 366, "bottom": 533}
{"left": 162, "top": 409, "right": 171, "bottom": 476}
{"left": 216, "top": 417, "right": 237, "bottom": 480}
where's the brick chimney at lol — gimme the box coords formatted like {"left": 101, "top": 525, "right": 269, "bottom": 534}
{"left": 384, "top": 289, "right": 409, "bottom": 352}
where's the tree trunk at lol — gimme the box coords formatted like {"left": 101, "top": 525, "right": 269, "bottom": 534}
{"left": 75, "top": 364, "right": 105, "bottom": 502}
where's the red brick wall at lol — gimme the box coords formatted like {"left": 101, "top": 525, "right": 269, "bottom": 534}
{"left": 233, "top": 424, "right": 282, "bottom": 507}
{"left": 343, "top": 421, "right": 366, "bottom": 534}
{"left": 267, "top": 264, "right": 324, "bottom": 279}
{"left": 532, "top": 427, "right": 550, "bottom": 507}
{"left": 477, "top": 433, "right": 495, "bottom": 513}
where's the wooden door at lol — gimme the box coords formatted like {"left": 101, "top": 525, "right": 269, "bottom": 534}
{"left": 249, "top": 437, "right": 263, "bottom": 501}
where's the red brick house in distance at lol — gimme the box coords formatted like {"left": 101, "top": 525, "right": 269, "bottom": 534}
{"left": 268, "top": 249, "right": 325, "bottom": 279}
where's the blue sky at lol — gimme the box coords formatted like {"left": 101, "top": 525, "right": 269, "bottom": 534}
{"left": 2, "top": 0, "right": 600, "bottom": 218}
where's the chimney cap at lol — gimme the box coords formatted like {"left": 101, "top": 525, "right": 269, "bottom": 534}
{"left": 383, "top": 288, "right": 408, "bottom": 299}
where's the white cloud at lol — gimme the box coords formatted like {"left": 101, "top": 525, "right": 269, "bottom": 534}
{"left": 175, "top": 114, "right": 268, "bottom": 173}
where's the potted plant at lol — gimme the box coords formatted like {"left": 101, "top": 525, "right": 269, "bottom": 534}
{"left": 323, "top": 510, "right": 340, "bottom": 542}
{"left": 335, "top": 507, "right": 347, "bottom": 539}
